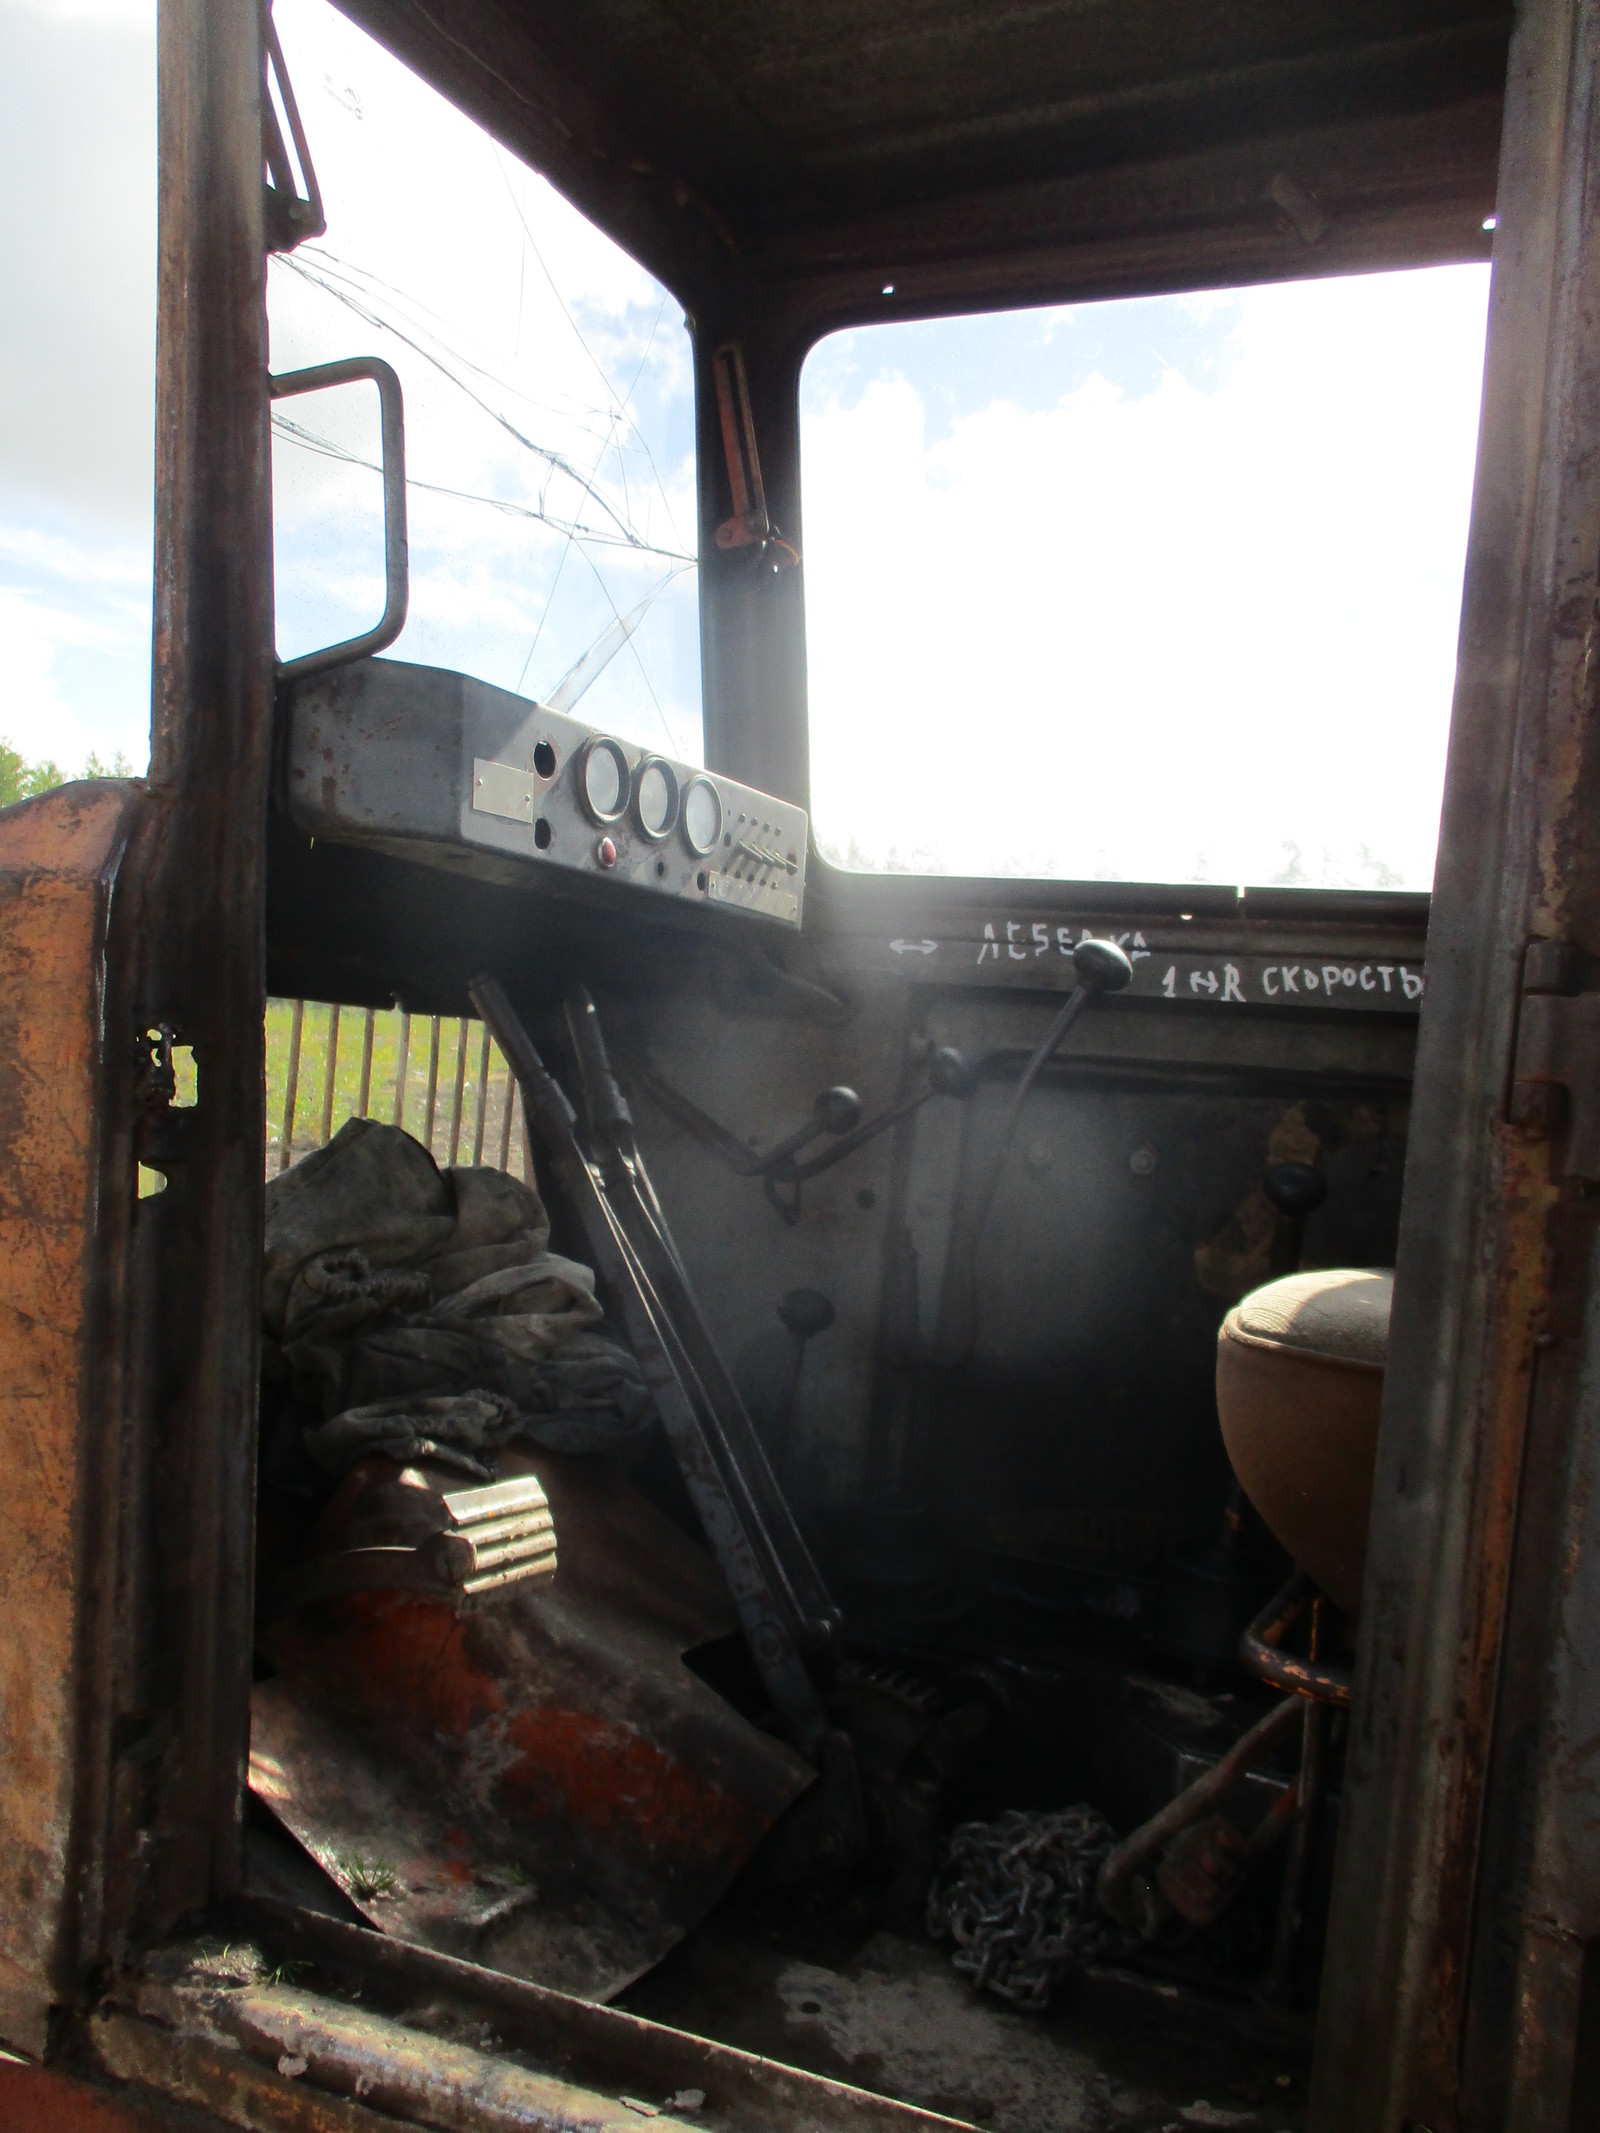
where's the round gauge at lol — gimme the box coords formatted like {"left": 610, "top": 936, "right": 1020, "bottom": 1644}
{"left": 633, "top": 757, "right": 679, "bottom": 841}
{"left": 580, "top": 736, "right": 630, "bottom": 824}
{"left": 681, "top": 776, "right": 722, "bottom": 858}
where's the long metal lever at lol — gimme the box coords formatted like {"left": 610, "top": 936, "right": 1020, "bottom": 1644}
{"left": 936, "top": 936, "right": 1134, "bottom": 1367}
{"left": 469, "top": 974, "right": 837, "bottom": 1758}
{"left": 563, "top": 987, "right": 842, "bottom": 1645}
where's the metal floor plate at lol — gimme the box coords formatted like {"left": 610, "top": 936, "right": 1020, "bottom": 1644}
{"left": 251, "top": 1451, "right": 814, "bottom": 2001}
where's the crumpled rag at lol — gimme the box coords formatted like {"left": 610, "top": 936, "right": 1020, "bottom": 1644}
{"left": 263, "top": 1116, "right": 651, "bottom": 1475}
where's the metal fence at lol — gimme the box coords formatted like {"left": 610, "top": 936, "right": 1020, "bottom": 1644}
{"left": 265, "top": 1000, "right": 527, "bottom": 1178}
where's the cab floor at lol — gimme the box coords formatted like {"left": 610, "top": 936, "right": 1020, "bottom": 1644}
{"left": 620, "top": 1915, "right": 1312, "bottom": 2133}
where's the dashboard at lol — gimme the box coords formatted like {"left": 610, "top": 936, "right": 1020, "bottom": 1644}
{"left": 283, "top": 658, "right": 808, "bottom": 929}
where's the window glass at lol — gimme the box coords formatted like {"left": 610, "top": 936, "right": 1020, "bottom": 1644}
{"left": 801, "top": 267, "right": 1491, "bottom": 889}
{"left": 269, "top": 0, "right": 700, "bottom": 763}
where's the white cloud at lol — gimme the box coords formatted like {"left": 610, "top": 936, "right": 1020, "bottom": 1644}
{"left": 3, "top": 0, "right": 151, "bottom": 20}
{"left": 266, "top": 0, "right": 701, "bottom": 759}
{"left": 801, "top": 265, "right": 1491, "bottom": 890}
{"left": 0, "top": 522, "right": 149, "bottom": 588}
{"left": 0, "top": 0, "right": 155, "bottom": 526}
{"left": 0, "top": 0, "right": 700, "bottom": 779}
{"left": 0, "top": 586, "right": 110, "bottom": 765}
{"left": 0, "top": 0, "right": 155, "bottom": 769}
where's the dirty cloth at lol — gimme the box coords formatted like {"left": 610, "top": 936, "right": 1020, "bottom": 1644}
{"left": 264, "top": 1117, "right": 651, "bottom": 1474}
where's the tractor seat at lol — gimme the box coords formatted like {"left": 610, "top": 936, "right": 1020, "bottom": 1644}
{"left": 1216, "top": 1268, "right": 1392, "bottom": 1615}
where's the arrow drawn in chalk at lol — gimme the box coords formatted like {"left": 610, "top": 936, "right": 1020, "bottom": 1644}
{"left": 890, "top": 938, "right": 939, "bottom": 956}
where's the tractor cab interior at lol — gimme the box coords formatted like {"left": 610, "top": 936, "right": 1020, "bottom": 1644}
{"left": 228, "top": 5, "right": 1511, "bottom": 2125}
{"left": 26, "top": 2, "right": 1600, "bottom": 2130}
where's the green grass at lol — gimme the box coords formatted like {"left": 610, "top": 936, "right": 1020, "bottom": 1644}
{"left": 336, "top": 1851, "right": 400, "bottom": 1900}
{"left": 262, "top": 1957, "right": 313, "bottom": 1988}
{"left": 265, "top": 1000, "right": 527, "bottom": 1177}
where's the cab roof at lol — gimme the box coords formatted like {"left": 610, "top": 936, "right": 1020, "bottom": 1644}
{"left": 336, "top": 0, "right": 1509, "bottom": 326}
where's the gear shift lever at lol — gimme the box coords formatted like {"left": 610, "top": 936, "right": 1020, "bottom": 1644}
{"left": 1263, "top": 1160, "right": 1328, "bottom": 1277}
{"left": 937, "top": 936, "right": 1134, "bottom": 1366}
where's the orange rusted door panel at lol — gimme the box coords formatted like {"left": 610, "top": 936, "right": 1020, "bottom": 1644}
{"left": 0, "top": 2057, "right": 174, "bottom": 2131}
{"left": 0, "top": 782, "right": 142, "bottom": 2054}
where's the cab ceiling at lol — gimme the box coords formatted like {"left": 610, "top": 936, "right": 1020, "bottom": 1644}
{"left": 334, "top": 0, "right": 1511, "bottom": 325}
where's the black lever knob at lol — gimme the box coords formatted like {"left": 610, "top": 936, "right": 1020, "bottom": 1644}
{"left": 773, "top": 1289, "right": 836, "bottom": 1478}
{"left": 1264, "top": 1159, "right": 1327, "bottom": 1276}
{"left": 1072, "top": 937, "right": 1135, "bottom": 993}
{"left": 777, "top": 1287, "right": 836, "bottom": 1342}
{"left": 1263, "top": 1161, "right": 1328, "bottom": 1219}
{"left": 928, "top": 1045, "right": 977, "bottom": 1099}
{"left": 814, "top": 1085, "right": 863, "bottom": 1135}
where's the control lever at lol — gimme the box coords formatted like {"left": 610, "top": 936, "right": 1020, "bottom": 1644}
{"left": 1263, "top": 1160, "right": 1328, "bottom": 1276}
{"left": 773, "top": 1288, "right": 836, "bottom": 1478}
{"left": 764, "top": 1048, "right": 976, "bottom": 1223}
{"left": 937, "top": 937, "right": 1135, "bottom": 1366}
{"left": 758, "top": 1086, "right": 863, "bottom": 1214}
{"left": 630, "top": 1043, "right": 977, "bottom": 1224}
{"left": 469, "top": 975, "right": 844, "bottom": 1764}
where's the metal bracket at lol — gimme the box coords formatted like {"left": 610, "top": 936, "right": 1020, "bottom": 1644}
{"left": 1509, "top": 938, "right": 1600, "bottom": 1176}
{"left": 711, "top": 342, "right": 798, "bottom": 570}
{"left": 262, "top": 6, "right": 325, "bottom": 254}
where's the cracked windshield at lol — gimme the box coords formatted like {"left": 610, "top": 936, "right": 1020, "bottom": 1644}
{"left": 267, "top": 0, "right": 699, "bottom": 763}
{"left": 1, "top": 0, "right": 699, "bottom": 803}
{"left": 802, "top": 267, "right": 1492, "bottom": 891}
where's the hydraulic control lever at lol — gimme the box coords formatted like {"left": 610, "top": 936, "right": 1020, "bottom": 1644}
{"left": 936, "top": 936, "right": 1135, "bottom": 1366}
{"left": 470, "top": 974, "right": 844, "bottom": 1768}
{"left": 756, "top": 1085, "right": 864, "bottom": 1219}
{"left": 773, "top": 1288, "right": 836, "bottom": 1478}
{"left": 762, "top": 1045, "right": 977, "bottom": 1222}
{"left": 631, "top": 1042, "right": 978, "bottom": 1224}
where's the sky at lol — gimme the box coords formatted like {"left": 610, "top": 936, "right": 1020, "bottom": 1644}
{"left": 3, "top": 0, "right": 160, "bottom": 774}
{"left": 4, "top": 0, "right": 1492, "bottom": 889}
{"left": 801, "top": 267, "right": 1492, "bottom": 888}
{"left": 2, "top": 0, "right": 701, "bottom": 778}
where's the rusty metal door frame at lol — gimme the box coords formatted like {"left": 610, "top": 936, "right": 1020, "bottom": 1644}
{"left": 112, "top": 0, "right": 275, "bottom": 1945}
{"left": 0, "top": 0, "right": 275, "bottom": 2055}
{"left": 61, "top": 0, "right": 1600, "bottom": 2121}
{"left": 1312, "top": 1, "right": 1600, "bottom": 2126}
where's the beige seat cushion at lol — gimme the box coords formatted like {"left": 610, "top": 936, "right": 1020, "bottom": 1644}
{"left": 1228, "top": 1267, "right": 1392, "bottom": 1368}
{"left": 1217, "top": 1268, "right": 1392, "bottom": 1614}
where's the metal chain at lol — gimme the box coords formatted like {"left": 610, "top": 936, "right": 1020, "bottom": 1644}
{"left": 926, "top": 1805, "right": 1134, "bottom": 2009}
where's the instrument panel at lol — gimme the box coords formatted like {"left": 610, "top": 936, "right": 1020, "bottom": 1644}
{"left": 284, "top": 658, "right": 808, "bottom": 928}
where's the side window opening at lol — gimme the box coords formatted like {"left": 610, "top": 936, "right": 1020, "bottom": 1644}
{"left": 800, "top": 267, "right": 1491, "bottom": 892}
{"left": 267, "top": 0, "right": 701, "bottom": 764}
{"left": 0, "top": 0, "right": 155, "bottom": 799}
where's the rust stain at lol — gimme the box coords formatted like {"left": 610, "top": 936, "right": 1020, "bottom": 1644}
{"left": 313, "top": 1596, "right": 507, "bottom": 1736}
{"left": 0, "top": 784, "right": 138, "bottom": 2052}
{"left": 0, "top": 2059, "right": 167, "bottom": 2131}
{"left": 285, "top": 1598, "right": 761, "bottom": 1856}
{"left": 501, "top": 1702, "right": 760, "bottom": 1855}
{"left": 1413, "top": 1115, "right": 1567, "bottom": 2100}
